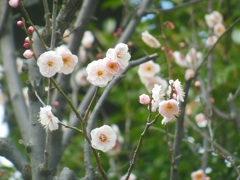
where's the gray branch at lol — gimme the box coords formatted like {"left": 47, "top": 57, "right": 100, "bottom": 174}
{"left": 117, "top": 0, "right": 153, "bottom": 44}
{"left": 0, "top": 138, "right": 31, "bottom": 180}
{"left": 0, "top": 12, "right": 30, "bottom": 142}
{"left": 83, "top": 53, "right": 159, "bottom": 177}
{"left": 58, "top": 167, "right": 78, "bottom": 180}
{"left": 170, "top": 79, "right": 192, "bottom": 180}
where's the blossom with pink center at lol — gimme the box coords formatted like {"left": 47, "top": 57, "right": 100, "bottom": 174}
{"left": 37, "top": 51, "right": 63, "bottom": 78}
{"left": 81, "top": 31, "right": 94, "bottom": 49}
{"left": 105, "top": 58, "right": 122, "bottom": 75}
{"left": 90, "top": 125, "right": 117, "bottom": 152}
{"left": 138, "top": 61, "right": 160, "bottom": 78}
{"left": 213, "top": 23, "right": 225, "bottom": 37}
{"left": 23, "top": 50, "right": 34, "bottom": 59}
{"left": 195, "top": 113, "right": 208, "bottom": 127}
{"left": 9, "top": 0, "right": 20, "bottom": 8}
{"left": 39, "top": 105, "right": 59, "bottom": 131}
{"left": 75, "top": 68, "right": 89, "bottom": 86}
{"left": 191, "top": 169, "right": 209, "bottom": 180}
{"left": 56, "top": 45, "right": 78, "bottom": 74}
{"left": 159, "top": 99, "right": 179, "bottom": 123}
{"left": 106, "top": 43, "right": 131, "bottom": 69}
{"left": 86, "top": 59, "right": 113, "bottom": 87}
{"left": 169, "top": 79, "right": 185, "bottom": 102}
{"left": 139, "top": 94, "right": 151, "bottom": 105}
{"left": 151, "top": 84, "right": 165, "bottom": 112}
{"left": 141, "top": 31, "right": 161, "bottom": 48}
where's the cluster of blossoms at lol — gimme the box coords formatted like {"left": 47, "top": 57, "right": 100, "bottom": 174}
{"left": 37, "top": 45, "right": 78, "bottom": 78}
{"left": 139, "top": 79, "right": 185, "bottom": 125}
{"left": 138, "top": 60, "right": 167, "bottom": 92}
{"left": 191, "top": 169, "right": 210, "bottom": 180}
{"left": 173, "top": 48, "right": 203, "bottom": 80}
{"left": 205, "top": 11, "right": 225, "bottom": 47}
{"left": 86, "top": 43, "right": 131, "bottom": 87}
{"left": 16, "top": 20, "right": 35, "bottom": 59}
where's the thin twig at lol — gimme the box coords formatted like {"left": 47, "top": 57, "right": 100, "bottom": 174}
{"left": 42, "top": 0, "right": 51, "bottom": 34}
{"left": 125, "top": 114, "right": 160, "bottom": 180}
{"left": 50, "top": 0, "right": 58, "bottom": 50}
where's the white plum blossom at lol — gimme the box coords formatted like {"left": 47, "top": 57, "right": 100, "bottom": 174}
{"left": 141, "top": 76, "right": 168, "bottom": 93}
{"left": 37, "top": 51, "right": 63, "bottom": 78}
{"left": 151, "top": 84, "right": 165, "bottom": 112}
{"left": 159, "top": 99, "right": 179, "bottom": 124}
{"left": 106, "top": 43, "right": 131, "bottom": 69}
{"left": 105, "top": 57, "right": 122, "bottom": 75}
{"left": 81, "top": 31, "right": 94, "bottom": 49}
{"left": 191, "top": 169, "right": 210, "bottom": 180}
{"left": 195, "top": 113, "right": 208, "bottom": 128}
{"left": 205, "top": 35, "right": 218, "bottom": 47}
{"left": 74, "top": 68, "right": 89, "bottom": 86}
{"left": 141, "top": 31, "right": 161, "bottom": 48}
{"left": 185, "top": 69, "right": 195, "bottom": 80}
{"left": 169, "top": 79, "right": 185, "bottom": 102}
{"left": 173, "top": 48, "right": 203, "bottom": 70}
{"left": 213, "top": 23, "right": 225, "bottom": 37}
{"left": 56, "top": 45, "right": 78, "bottom": 74}
{"left": 120, "top": 173, "right": 137, "bottom": 180}
{"left": 205, "top": 11, "right": 223, "bottom": 28}
{"left": 138, "top": 61, "right": 160, "bottom": 78}
{"left": 39, "top": 105, "right": 59, "bottom": 131}
{"left": 90, "top": 125, "right": 117, "bottom": 152}
{"left": 86, "top": 59, "right": 113, "bottom": 87}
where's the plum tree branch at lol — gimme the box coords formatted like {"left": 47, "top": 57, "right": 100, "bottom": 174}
{"left": 0, "top": 12, "right": 29, "bottom": 142}
{"left": 0, "top": 138, "right": 31, "bottom": 180}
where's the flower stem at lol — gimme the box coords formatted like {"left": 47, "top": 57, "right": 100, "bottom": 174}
{"left": 50, "top": 78, "right": 107, "bottom": 179}
{"left": 125, "top": 114, "right": 159, "bottom": 180}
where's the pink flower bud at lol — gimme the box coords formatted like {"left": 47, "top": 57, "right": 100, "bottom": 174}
{"left": 194, "top": 81, "right": 201, "bottom": 88}
{"left": 9, "top": 0, "right": 20, "bottom": 8}
{"left": 17, "top": 20, "right": 24, "bottom": 27}
{"left": 23, "top": 50, "right": 34, "bottom": 59}
{"left": 52, "top": 101, "right": 60, "bottom": 107}
{"left": 139, "top": 94, "right": 150, "bottom": 105}
{"left": 161, "top": 46, "right": 166, "bottom": 51}
{"left": 28, "top": 26, "right": 34, "bottom": 35}
{"left": 23, "top": 42, "right": 30, "bottom": 49}
{"left": 95, "top": 53, "right": 102, "bottom": 59}
{"left": 179, "top": 42, "right": 185, "bottom": 48}
{"left": 166, "top": 21, "right": 175, "bottom": 29}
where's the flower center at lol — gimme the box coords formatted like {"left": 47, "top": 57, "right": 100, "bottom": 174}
{"left": 166, "top": 103, "right": 173, "bottom": 109}
{"left": 47, "top": 60, "right": 54, "bottom": 67}
{"left": 146, "top": 66, "right": 152, "bottom": 71}
{"left": 99, "top": 134, "right": 107, "bottom": 142}
{"left": 97, "top": 70, "right": 103, "bottom": 76}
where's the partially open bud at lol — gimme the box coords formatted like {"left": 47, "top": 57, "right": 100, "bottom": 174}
{"left": 23, "top": 50, "right": 34, "bottom": 59}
